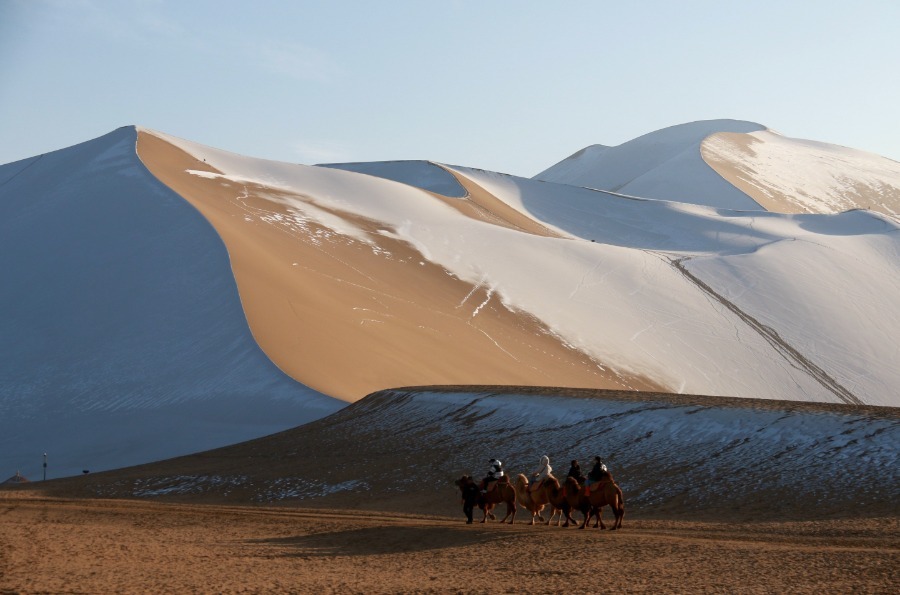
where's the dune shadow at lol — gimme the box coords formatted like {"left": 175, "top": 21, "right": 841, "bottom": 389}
{"left": 251, "top": 525, "right": 520, "bottom": 557}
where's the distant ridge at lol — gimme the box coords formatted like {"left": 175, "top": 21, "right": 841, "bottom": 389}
{"left": 536, "top": 119, "right": 900, "bottom": 218}
{"left": 535, "top": 119, "right": 765, "bottom": 209}
{"left": 318, "top": 160, "right": 466, "bottom": 197}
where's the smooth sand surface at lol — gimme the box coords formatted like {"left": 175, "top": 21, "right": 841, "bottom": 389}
{"left": 1, "top": 494, "right": 895, "bottom": 594}
{"left": 137, "top": 132, "right": 662, "bottom": 401}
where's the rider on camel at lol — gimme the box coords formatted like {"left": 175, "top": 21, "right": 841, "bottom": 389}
{"left": 566, "top": 459, "right": 586, "bottom": 485}
{"left": 530, "top": 455, "right": 553, "bottom": 491}
{"left": 585, "top": 456, "right": 609, "bottom": 491}
{"left": 481, "top": 458, "right": 504, "bottom": 493}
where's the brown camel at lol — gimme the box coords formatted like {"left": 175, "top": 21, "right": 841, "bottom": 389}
{"left": 564, "top": 476, "right": 625, "bottom": 530}
{"left": 538, "top": 476, "right": 578, "bottom": 527}
{"left": 514, "top": 474, "right": 553, "bottom": 525}
{"left": 456, "top": 475, "right": 517, "bottom": 524}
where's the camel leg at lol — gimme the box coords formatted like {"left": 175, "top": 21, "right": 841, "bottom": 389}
{"left": 614, "top": 506, "right": 624, "bottom": 530}
{"left": 596, "top": 508, "right": 606, "bottom": 530}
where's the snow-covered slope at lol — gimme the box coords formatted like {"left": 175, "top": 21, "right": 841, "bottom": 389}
{"left": 3, "top": 121, "right": 898, "bottom": 479}
{"left": 535, "top": 120, "right": 766, "bottom": 209}
{"left": 64, "top": 388, "right": 900, "bottom": 520}
{"left": 447, "top": 166, "right": 900, "bottom": 405}
{"left": 145, "top": 128, "right": 899, "bottom": 406}
{"left": 702, "top": 129, "right": 900, "bottom": 218}
{"left": 0, "top": 127, "right": 342, "bottom": 479}
{"left": 318, "top": 160, "right": 466, "bottom": 197}
{"left": 537, "top": 119, "right": 900, "bottom": 219}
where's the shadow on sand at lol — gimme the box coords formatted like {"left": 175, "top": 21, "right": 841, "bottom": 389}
{"left": 251, "top": 525, "right": 522, "bottom": 557}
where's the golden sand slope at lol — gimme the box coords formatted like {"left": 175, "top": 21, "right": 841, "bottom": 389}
{"left": 137, "top": 132, "right": 662, "bottom": 401}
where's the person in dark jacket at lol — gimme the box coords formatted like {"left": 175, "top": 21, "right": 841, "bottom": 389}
{"left": 566, "top": 459, "right": 586, "bottom": 485}
{"left": 586, "top": 456, "right": 609, "bottom": 487}
{"left": 481, "top": 458, "right": 504, "bottom": 493}
{"left": 459, "top": 476, "right": 480, "bottom": 524}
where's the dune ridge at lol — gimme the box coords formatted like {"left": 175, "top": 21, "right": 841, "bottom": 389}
{"left": 702, "top": 129, "right": 900, "bottom": 218}
{"left": 137, "top": 130, "right": 659, "bottom": 401}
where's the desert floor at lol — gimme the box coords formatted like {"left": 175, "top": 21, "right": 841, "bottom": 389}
{"left": 1, "top": 492, "right": 896, "bottom": 594}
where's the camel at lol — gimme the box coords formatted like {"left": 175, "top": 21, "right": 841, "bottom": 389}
{"left": 514, "top": 473, "right": 554, "bottom": 525}
{"left": 563, "top": 476, "right": 625, "bottom": 530}
{"left": 536, "top": 476, "right": 578, "bottom": 527}
{"left": 456, "top": 475, "right": 517, "bottom": 524}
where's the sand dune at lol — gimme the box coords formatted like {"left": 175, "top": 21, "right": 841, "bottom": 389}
{"left": 0, "top": 127, "right": 341, "bottom": 479}
{"left": 2, "top": 120, "right": 898, "bottom": 482}
{"left": 702, "top": 129, "right": 900, "bottom": 218}
{"left": 137, "top": 131, "right": 658, "bottom": 401}
{"left": 138, "top": 128, "right": 900, "bottom": 406}
{"left": 534, "top": 119, "right": 766, "bottom": 209}
{"left": 29, "top": 386, "right": 899, "bottom": 520}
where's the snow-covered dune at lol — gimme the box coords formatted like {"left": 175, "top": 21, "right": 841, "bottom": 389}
{"left": 137, "top": 127, "right": 899, "bottom": 406}
{"left": 442, "top": 166, "right": 900, "bottom": 407}
{"left": 58, "top": 387, "right": 900, "bottom": 519}
{"left": 136, "top": 129, "right": 661, "bottom": 400}
{"left": 318, "top": 160, "right": 466, "bottom": 197}
{"left": 0, "top": 127, "right": 342, "bottom": 479}
{"left": 181, "top": 133, "right": 896, "bottom": 404}
{"left": 537, "top": 119, "right": 900, "bottom": 219}
{"left": 2, "top": 121, "right": 898, "bottom": 479}
{"left": 702, "top": 129, "right": 900, "bottom": 218}
{"left": 534, "top": 120, "right": 766, "bottom": 209}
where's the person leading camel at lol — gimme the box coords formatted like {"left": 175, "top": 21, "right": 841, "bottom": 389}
{"left": 458, "top": 476, "right": 480, "bottom": 524}
{"left": 530, "top": 455, "right": 553, "bottom": 492}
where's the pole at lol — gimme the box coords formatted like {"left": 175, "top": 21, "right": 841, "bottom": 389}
{"left": 43, "top": 452, "right": 47, "bottom": 481}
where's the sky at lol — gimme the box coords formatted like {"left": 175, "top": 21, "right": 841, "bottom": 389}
{"left": 2, "top": 0, "right": 899, "bottom": 177}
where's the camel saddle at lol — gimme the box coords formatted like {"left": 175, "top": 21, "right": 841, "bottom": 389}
{"left": 529, "top": 477, "right": 549, "bottom": 492}
{"left": 484, "top": 475, "right": 509, "bottom": 493}
{"left": 584, "top": 477, "right": 614, "bottom": 496}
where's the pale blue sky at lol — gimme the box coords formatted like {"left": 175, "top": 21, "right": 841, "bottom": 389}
{"left": 2, "top": 0, "right": 899, "bottom": 176}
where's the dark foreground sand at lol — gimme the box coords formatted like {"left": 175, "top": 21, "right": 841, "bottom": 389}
{"left": 1, "top": 493, "right": 896, "bottom": 594}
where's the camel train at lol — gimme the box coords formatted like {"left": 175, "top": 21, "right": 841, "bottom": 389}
{"left": 455, "top": 456, "right": 625, "bottom": 529}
